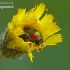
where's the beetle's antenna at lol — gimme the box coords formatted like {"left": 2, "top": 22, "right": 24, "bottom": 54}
{"left": 42, "top": 34, "right": 54, "bottom": 43}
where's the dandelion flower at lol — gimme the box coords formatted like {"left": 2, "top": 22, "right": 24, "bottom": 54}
{"left": 0, "top": 3, "right": 63, "bottom": 63}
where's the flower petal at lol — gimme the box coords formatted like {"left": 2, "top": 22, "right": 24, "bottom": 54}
{"left": 44, "top": 34, "right": 63, "bottom": 46}
{"left": 8, "top": 22, "right": 14, "bottom": 31}
{"left": 13, "top": 27, "right": 25, "bottom": 36}
{"left": 39, "top": 14, "right": 61, "bottom": 40}
{"left": 35, "top": 3, "right": 46, "bottom": 18}
{"left": 28, "top": 52, "right": 34, "bottom": 63}
{"left": 12, "top": 8, "right": 26, "bottom": 28}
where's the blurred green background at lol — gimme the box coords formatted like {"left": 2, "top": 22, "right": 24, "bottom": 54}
{"left": 0, "top": 0, "right": 69, "bottom": 70}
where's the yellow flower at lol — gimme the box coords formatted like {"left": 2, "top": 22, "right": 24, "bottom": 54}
{"left": 1, "top": 3, "right": 63, "bottom": 63}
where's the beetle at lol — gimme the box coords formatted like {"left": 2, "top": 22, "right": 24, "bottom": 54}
{"left": 19, "top": 28, "right": 43, "bottom": 45}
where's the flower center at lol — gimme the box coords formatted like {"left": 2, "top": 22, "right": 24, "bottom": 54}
{"left": 19, "top": 28, "right": 43, "bottom": 45}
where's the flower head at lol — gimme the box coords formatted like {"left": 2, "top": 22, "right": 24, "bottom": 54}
{"left": 0, "top": 3, "right": 63, "bottom": 62}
